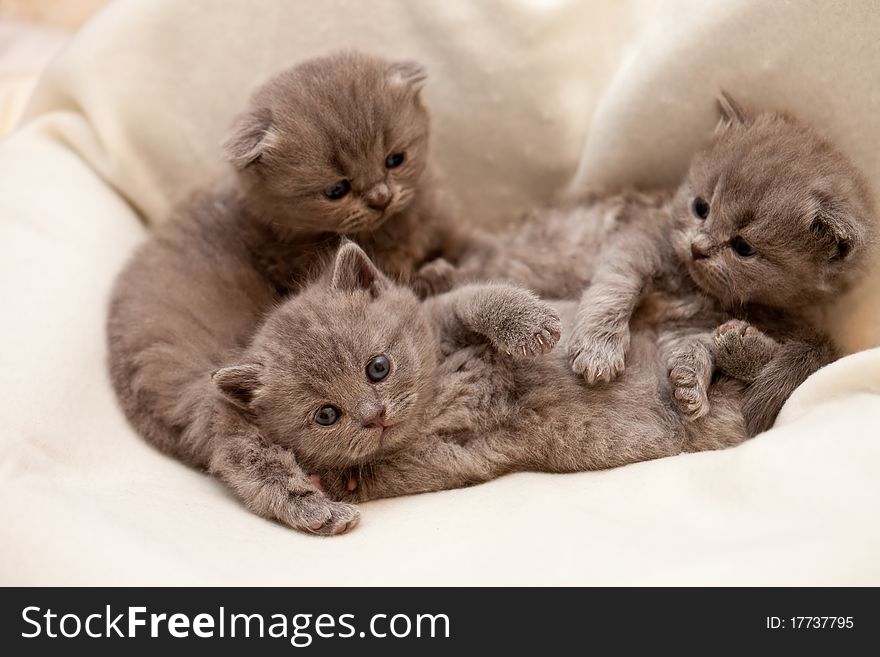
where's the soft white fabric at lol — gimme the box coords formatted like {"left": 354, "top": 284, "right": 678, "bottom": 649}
{"left": 1, "top": 0, "right": 878, "bottom": 585}
{"left": 0, "top": 21, "right": 69, "bottom": 136}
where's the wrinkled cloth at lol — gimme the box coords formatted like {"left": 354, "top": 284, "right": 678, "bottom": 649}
{"left": 1, "top": 0, "right": 878, "bottom": 585}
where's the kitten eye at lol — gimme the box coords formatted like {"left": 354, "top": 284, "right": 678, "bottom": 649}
{"left": 314, "top": 405, "right": 341, "bottom": 426}
{"left": 385, "top": 152, "right": 405, "bottom": 169}
{"left": 691, "top": 197, "right": 710, "bottom": 220}
{"left": 324, "top": 179, "right": 351, "bottom": 201}
{"left": 366, "top": 354, "right": 391, "bottom": 382}
{"left": 730, "top": 236, "right": 756, "bottom": 258}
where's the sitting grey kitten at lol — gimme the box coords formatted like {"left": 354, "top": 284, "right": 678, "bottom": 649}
{"left": 108, "top": 52, "right": 467, "bottom": 535}
{"left": 213, "top": 243, "right": 753, "bottom": 526}
{"left": 428, "top": 94, "right": 875, "bottom": 435}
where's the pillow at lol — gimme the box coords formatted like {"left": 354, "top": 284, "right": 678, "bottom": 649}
{"left": 22, "top": 0, "right": 637, "bottom": 228}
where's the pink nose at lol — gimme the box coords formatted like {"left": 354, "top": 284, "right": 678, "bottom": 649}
{"left": 365, "top": 183, "right": 391, "bottom": 211}
{"left": 690, "top": 240, "right": 710, "bottom": 260}
{"left": 362, "top": 406, "right": 388, "bottom": 429}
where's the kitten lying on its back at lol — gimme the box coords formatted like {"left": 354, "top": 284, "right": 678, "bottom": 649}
{"left": 108, "top": 52, "right": 466, "bottom": 535}
{"left": 212, "top": 243, "right": 755, "bottom": 526}
{"left": 431, "top": 94, "right": 876, "bottom": 434}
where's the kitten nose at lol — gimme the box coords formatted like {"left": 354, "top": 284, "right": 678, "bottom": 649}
{"left": 362, "top": 405, "right": 388, "bottom": 429}
{"left": 690, "top": 239, "right": 710, "bottom": 260}
{"left": 365, "top": 183, "right": 392, "bottom": 211}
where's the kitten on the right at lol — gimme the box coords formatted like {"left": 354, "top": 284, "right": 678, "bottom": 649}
{"left": 436, "top": 93, "right": 875, "bottom": 435}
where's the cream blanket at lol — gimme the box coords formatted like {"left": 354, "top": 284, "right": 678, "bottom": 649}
{"left": 1, "top": 0, "right": 878, "bottom": 585}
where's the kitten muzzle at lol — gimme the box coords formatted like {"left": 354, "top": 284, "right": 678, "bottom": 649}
{"left": 365, "top": 182, "right": 392, "bottom": 211}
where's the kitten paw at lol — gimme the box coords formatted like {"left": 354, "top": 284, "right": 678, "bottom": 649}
{"left": 413, "top": 258, "right": 458, "bottom": 297}
{"left": 491, "top": 300, "right": 562, "bottom": 358}
{"left": 713, "top": 320, "right": 779, "bottom": 382}
{"left": 568, "top": 328, "right": 630, "bottom": 384}
{"left": 283, "top": 491, "right": 360, "bottom": 536}
{"left": 668, "top": 361, "right": 710, "bottom": 420}
{"left": 317, "top": 471, "right": 366, "bottom": 504}
{"left": 716, "top": 319, "right": 755, "bottom": 338}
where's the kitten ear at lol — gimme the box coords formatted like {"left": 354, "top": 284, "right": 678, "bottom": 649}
{"left": 716, "top": 91, "right": 749, "bottom": 131}
{"left": 809, "top": 191, "right": 866, "bottom": 261}
{"left": 222, "top": 107, "right": 278, "bottom": 169}
{"left": 330, "top": 241, "right": 389, "bottom": 296}
{"left": 386, "top": 60, "right": 427, "bottom": 94}
{"left": 212, "top": 363, "right": 264, "bottom": 409}
{"left": 810, "top": 209, "right": 859, "bottom": 262}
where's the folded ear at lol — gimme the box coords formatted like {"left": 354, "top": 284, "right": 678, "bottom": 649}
{"left": 330, "top": 241, "right": 390, "bottom": 296}
{"left": 810, "top": 209, "right": 860, "bottom": 262}
{"left": 386, "top": 60, "right": 427, "bottom": 94}
{"left": 716, "top": 91, "right": 749, "bottom": 131}
{"left": 212, "top": 363, "right": 264, "bottom": 409}
{"left": 222, "top": 107, "right": 277, "bottom": 169}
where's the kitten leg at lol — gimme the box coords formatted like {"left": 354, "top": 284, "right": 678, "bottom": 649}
{"left": 682, "top": 376, "right": 749, "bottom": 451}
{"left": 665, "top": 333, "right": 715, "bottom": 420}
{"left": 411, "top": 257, "right": 459, "bottom": 297}
{"left": 568, "top": 229, "right": 664, "bottom": 384}
{"left": 725, "top": 328, "right": 835, "bottom": 437}
{"left": 568, "top": 257, "right": 640, "bottom": 384}
{"left": 426, "top": 283, "right": 562, "bottom": 358}
{"left": 209, "top": 406, "right": 359, "bottom": 535}
{"left": 714, "top": 321, "right": 838, "bottom": 435}
{"left": 713, "top": 320, "right": 781, "bottom": 383}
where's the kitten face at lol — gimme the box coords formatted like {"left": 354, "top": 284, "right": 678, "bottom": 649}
{"left": 224, "top": 52, "right": 430, "bottom": 236}
{"left": 213, "top": 243, "right": 437, "bottom": 470}
{"left": 670, "top": 95, "right": 874, "bottom": 310}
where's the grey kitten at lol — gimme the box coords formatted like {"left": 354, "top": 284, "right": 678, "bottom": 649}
{"left": 431, "top": 94, "right": 875, "bottom": 435}
{"left": 220, "top": 243, "right": 752, "bottom": 515}
{"left": 108, "top": 52, "right": 466, "bottom": 535}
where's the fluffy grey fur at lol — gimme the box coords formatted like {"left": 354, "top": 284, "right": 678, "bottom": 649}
{"left": 433, "top": 94, "right": 875, "bottom": 435}
{"left": 234, "top": 243, "right": 752, "bottom": 510}
{"left": 107, "top": 52, "right": 468, "bottom": 535}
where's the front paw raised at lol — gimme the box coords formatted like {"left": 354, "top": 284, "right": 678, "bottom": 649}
{"left": 278, "top": 489, "right": 360, "bottom": 536}
{"left": 713, "top": 320, "right": 779, "bottom": 382}
{"left": 487, "top": 293, "right": 562, "bottom": 358}
{"left": 568, "top": 325, "right": 630, "bottom": 384}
